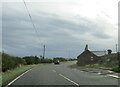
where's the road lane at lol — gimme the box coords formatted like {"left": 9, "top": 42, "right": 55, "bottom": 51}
{"left": 9, "top": 61, "right": 118, "bottom": 86}
{"left": 11, "top": 64, "right": 75, "bottom": 85}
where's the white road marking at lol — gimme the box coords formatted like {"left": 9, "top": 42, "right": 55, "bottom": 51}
{"left": 98, "top": 72, "right": 102, "bottom": 75}
{"left": 59, "top": 73, "right": 79, "bottom": 86}
{"left": 6, "top": 68, "right": 33, "bottom": 87}
{"left": 107, "top": 74, "right": 120, "bottom": 79}
{"left": 53, "top": 70, "right": 56, "bottom": 73}
{"left": 80, "top": 71, "right": 84, "bottom": 72}
{"left": 97, "top": 71, "right": 119, "bottom": 78}
{"left": 108, "top": 71, "right": 113, "bottom": 73}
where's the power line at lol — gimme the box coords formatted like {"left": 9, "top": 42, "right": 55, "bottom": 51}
{"left": 23, "top": 0, "right": 40, "bottom": 42}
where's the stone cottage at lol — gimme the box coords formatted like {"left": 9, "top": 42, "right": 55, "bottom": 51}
{"left": 77, "top": 45, "right": 99, "bottom": 66}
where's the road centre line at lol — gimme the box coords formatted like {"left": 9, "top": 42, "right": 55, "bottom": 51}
{"left": 6, "top": 68, "right": 33, "bottom": 87}
{"left": 98, "top": 72, "right": 102, "bottom": 75}
{"left": 59, "top": 73, "right": 79, "bottom": 86}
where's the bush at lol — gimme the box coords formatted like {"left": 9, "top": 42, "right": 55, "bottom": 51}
{"left": 23, "top": 56, "right": 41, "bottom": 65}
{"left": 41, "top": 59, "right": 53, "bottom": 63}
{"left": 68, "top": 58, "right": 77, "bottom": 61}
{"left": 53, "top": 57, "right": 68, "bottom": 62}
{"left": 111, "top": 67, "right": 120, "bottom": 73}
{"left": 2, "top": 52, "right": 41, "bottom": 72}
{"left": 2, "top": 52, "right": 26, "bottom": 72}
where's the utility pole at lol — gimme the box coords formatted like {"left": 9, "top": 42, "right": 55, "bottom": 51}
{"left": 68, "top": 49, "right": 70, "bottom": 58}
{"left": 116, "top": 44, "right": 118, "bottom": 53}
{"left": 43, "top": 45, "right": 45, "bottom": 59}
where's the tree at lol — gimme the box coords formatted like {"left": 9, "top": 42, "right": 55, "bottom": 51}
{"left": 107, "top": 49, "right": 112, "bottom": 54}
{"left": 23, "top": 56, "right": 41, "bottom": 65}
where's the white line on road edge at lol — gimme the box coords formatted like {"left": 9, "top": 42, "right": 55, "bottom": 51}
{"left": 53, "top": 70, "right": 56, "bottom": 73}
{"left": 59, "top": 74, "right": 79, "bottom": 86}
{"left": 107, "top": 74, "right": 120, "bottom": 79}
{"left": 80, "top": 71, "right": 84, "bottom": 72}
{"left": 6, "top": 68, "right": 33, "bottom": 87}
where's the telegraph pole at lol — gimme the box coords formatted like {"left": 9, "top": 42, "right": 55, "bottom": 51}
{"left": 116, "top": 44, "right": 118, "bottom": 53}
{"left": 68, "top": 49, "right": 70, "bottom": 58}
{"left": 43, "top": 45, "right": 45, "bottom": 59}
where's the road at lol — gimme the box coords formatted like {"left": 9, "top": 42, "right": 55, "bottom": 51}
{"left": 9, "top": 61, "right": 118, "bottom": 86}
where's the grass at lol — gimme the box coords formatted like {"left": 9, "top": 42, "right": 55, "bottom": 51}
{"left": 69, "top": 61, "right": 120, "bottom": 73}
{"left": 0, "top": 73, "right": 2, "bottom": 87}
{"left": 85, "top": 63, "right": 120, "bottom": 73}
{"left": 85, "top": 64, "right": 100, "bottom": 68}
{"left": 2, "top": 64, "right": 38, "bottom": 86}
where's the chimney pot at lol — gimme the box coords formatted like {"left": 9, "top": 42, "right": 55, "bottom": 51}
{"left": 85, "top": 44, "right": 88, "bottom": 51}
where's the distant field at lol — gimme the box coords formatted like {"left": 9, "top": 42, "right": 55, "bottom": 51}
{"left": 2, "top": 64, "right": 39, "bottom": 86}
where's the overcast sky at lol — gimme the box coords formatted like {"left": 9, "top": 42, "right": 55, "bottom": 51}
{"left": 2, "top": 0, "right": 119, "bottom": 58}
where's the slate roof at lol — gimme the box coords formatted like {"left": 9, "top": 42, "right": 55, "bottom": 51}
{"left": 92, "top": 51, "right": 106, "bottom": 56}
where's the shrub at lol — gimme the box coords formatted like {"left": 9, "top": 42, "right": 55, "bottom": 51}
{"left": 111, "top": 67, "right": 120, "bottom": 73}
{"left": 68, "top": 58, "right": 77, "bottom": 61}
{"left": 41, "top": 59, "right": 53, "bottom": 63}
{"left": 2, "top": 52, "right": 26, "bottom": 72}
{"left": 23, "top": 56, "right": 41, "bottom": 65}
{"left": 53, "top": 57, "right": 68, "bottom": 62}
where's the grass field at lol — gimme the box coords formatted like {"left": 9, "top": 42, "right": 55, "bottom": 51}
{"left": 2, "top": 64, "right": 39, "bottom": 86}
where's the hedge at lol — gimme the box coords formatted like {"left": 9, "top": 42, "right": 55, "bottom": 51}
{"left": 2, "top": 53, "right": 26, "bottom": 72}
{"left": 2, "top": 53, "right": 41, "bottom": 72}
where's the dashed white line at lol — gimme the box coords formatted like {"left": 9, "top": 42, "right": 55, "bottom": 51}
{"left": 53, "top": 70, "right": 56, "bottom": 73}
{"left": 59, "top": 73, "right": 79, "bottom": 86}
{"left": 98, "top": 72, "right": 102, "bottom": 75}
{"left": 6, "top": 68, "right": 32, "bottom": 87}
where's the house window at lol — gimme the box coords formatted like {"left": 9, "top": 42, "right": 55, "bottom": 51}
{"left": 91, "top": 56, "right": 93, "bottom": 61}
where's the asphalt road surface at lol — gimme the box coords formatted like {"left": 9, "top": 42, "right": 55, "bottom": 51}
{"left": 9, "top": 61, "right": 118, "bottom": 86}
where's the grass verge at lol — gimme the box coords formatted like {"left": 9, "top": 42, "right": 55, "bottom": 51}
{"left": 85, "top": 64, "right": 120, "bottom": 73}
{"left": 2, "top": 64, "right": 38, "bottom": 86}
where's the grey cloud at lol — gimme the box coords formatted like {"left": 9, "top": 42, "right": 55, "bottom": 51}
{"left": 3, "top": 4, "right": 111, "bottom": 39}
{"left": 2, "top": 3, "right": 114, "bottom": 57}
{"left": 32, "top": 12, "right": 111, "bottom": 39}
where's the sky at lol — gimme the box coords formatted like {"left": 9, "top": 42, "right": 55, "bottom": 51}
{"left": 1, "top": 0, "right": 119, "bottom": 58}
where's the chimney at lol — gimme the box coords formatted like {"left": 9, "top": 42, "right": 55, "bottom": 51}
{"left": 85, "top": 44, "right": 88, "bottom": 51}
